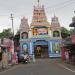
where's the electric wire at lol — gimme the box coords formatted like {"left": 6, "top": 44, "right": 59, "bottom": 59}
{"left": 46, "top": 0, "right": 75, "bottom": 12}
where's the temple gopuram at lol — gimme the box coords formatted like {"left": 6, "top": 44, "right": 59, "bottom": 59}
{"left": 20, "top": 1, "right": 62, "bottom": 58}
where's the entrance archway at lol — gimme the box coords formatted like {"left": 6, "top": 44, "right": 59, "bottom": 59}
{"left": 34, "top": 40, "right": 49, "bottom": 58}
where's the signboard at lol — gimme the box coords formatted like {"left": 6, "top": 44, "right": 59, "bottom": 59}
{"left": 32, "top": 27, "right": 48, "bottom": 35}
{"left": 3, "top": 38, "right": 11, "bottom": 47}
{"left": 52, "top": 42, "right": 61, "bottom": 54}
{"left": 37, "top": 28, "right": 48, "bottom": 35}
{"left": 33, "top": 35, "right": 50, "bottom": 38}
{"left": 71, "top": 35, "right": 75, "bottom": 44}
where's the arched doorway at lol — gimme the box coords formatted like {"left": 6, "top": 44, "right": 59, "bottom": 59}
{"left": 53, "top": 31, "right": 60, "bottom": 37}
{"left": 34, "top": 40, "right": 49, "bottom": 58}
{"left": 21, "top": 32, "right": 28, "bottom": 39}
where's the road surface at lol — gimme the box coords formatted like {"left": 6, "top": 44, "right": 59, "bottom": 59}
{"left": 0, "top": 59, "right": 75, "bottom": 75}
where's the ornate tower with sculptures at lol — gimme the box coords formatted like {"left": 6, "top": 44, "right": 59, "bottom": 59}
{"left": 20, "top": 17, "right": 29, "bottom": 39}
{"left": 20, "top": 0, "right": 62, "bottom": 59}
{"left": 51, "top": 15, "right": 61, "bottom": 38}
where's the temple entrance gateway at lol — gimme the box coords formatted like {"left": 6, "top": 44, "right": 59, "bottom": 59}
{"left": 19, "top": 0, "right": 62, "bottom": 59}
{"left": 34, "top": 40, "right": 49, "bottom": 58}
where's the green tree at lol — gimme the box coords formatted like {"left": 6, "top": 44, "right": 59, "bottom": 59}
{"left": 61, "top": 27, "right": 70, "bottom": 39}
{"left": 14, "top": 30, "right": 20, "bottom": 52}
{"left": 0, "top": 28, "right": 13, "bottom": 39}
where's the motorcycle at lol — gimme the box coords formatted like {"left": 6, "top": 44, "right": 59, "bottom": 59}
{"left": 23, "top": 54, "right": 30, "bottom": 64}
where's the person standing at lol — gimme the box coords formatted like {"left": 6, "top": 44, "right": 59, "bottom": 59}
{"left": 65, "top": 50, "right": 69, "bottom": 63}
{"left": 0, "top": 46, "right": 2, "bottom": 69}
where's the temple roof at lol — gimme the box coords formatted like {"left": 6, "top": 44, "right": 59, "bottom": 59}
{"left": 30, "top": 4, "right": 50, "bottom": 28}
{"left": 20, "top": 17, "right": 29, "bottom": 33}
{"left": 69, "top": 16, "right": 75, "bottom": 27}
{"left": 51, "top": 15, "right": 61, "bottom": 30}
{"left": 69, "top": 22, "right": 75, "bottom": 27}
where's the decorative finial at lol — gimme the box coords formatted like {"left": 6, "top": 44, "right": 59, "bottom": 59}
{"left": 74, "top": 11, "right": 75, "bottom": 14}
{"left": 37, "top": 0, "right": 39, "bottom": 6}
{"left": 54, "top": 13, "right": 56, "bottom": 17}
{"left": 53, "top": 9, "right": 56, "bottom": 17}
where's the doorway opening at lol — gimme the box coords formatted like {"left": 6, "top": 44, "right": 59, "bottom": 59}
{"left": 34, "top": 45, "right": 48, "bottom": 58}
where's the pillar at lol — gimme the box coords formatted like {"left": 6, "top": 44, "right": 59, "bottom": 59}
{"left": 48, "top": 28, "right": 52, "bottom": 37}
{"left": 29, "top": 29, "right": 32, "bottom": 38}
{"left": 29, "top": 42, "right": 35, "bottom": 63}
{"left": 48, "top": 41, "right": 53, "bottom": 57}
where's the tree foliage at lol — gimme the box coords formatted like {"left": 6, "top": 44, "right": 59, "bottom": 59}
{"left": 0, "top": 28, "right": 13, "bottom": 39}
{"left": 14, "top": 30, "right": 20, "bottom": 48}
{"left": 61, "top": 27, "right": 70, "bottom": 39}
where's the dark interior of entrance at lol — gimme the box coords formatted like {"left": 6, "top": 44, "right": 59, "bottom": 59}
{"left": 34, "top": 45, "right": 48, "bottom": 58}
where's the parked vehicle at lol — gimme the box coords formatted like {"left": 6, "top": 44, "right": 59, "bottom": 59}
{"left": 18, "top": 51, "right": 30, "bottom": 64}
{"left": 23, "top": 54, "right": 29, "bottom": 64}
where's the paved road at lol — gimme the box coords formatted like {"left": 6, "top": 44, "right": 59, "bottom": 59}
{"left": 0, "top": 59, "right": 75, "bottom": 75}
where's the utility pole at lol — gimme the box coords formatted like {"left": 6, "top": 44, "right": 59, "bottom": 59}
{"left": 10, "top": 14, "right": 14, "bottom": 37}
{"left": 10, "top": 13, "right": 14, "bottom": 53}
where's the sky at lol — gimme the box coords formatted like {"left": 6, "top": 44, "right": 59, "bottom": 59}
{"left": 0, "top": 0, "right": 75, "bottom": 34}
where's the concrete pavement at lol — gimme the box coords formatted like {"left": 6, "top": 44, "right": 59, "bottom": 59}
{"left": 0, "top": 59, "right": 75, "bottom": 75}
